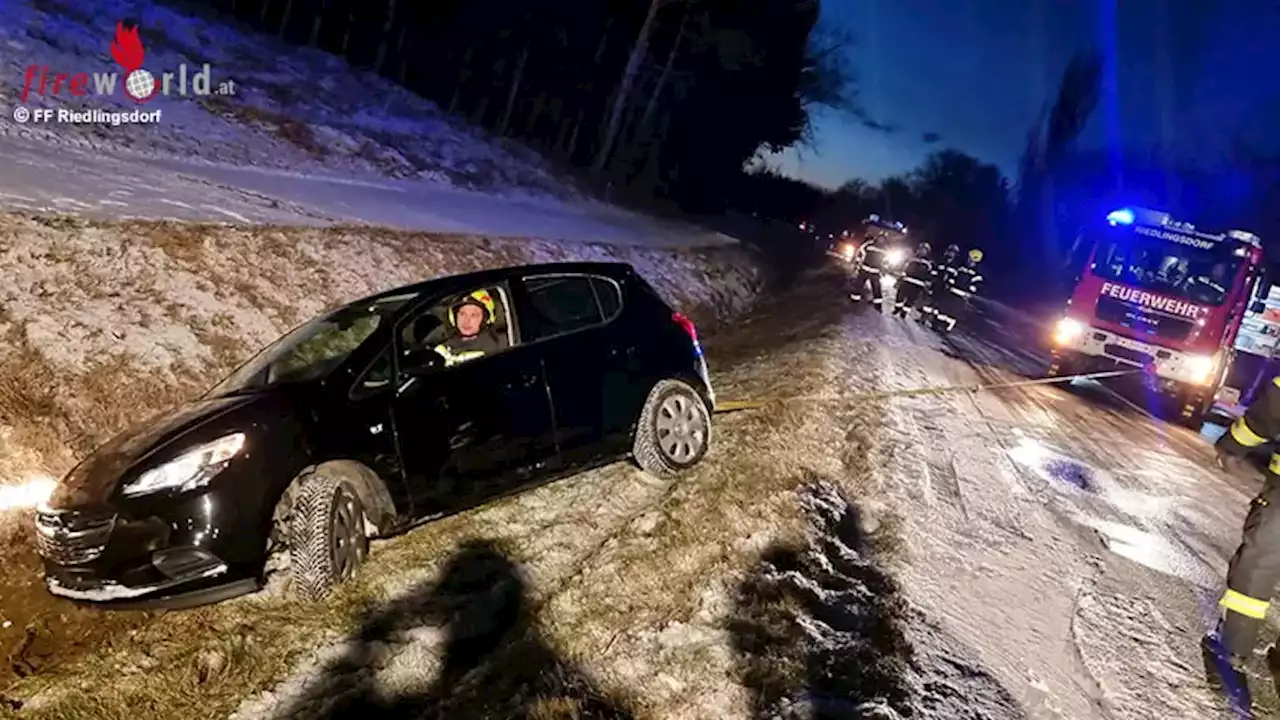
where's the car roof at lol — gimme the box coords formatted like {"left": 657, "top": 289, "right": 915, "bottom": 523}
{"left": 354, "top": 261, "right": 637, "bottom": 308}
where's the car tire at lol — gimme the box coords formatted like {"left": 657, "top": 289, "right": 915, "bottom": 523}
{"left": 289, "top": 471, "right": 370, "bottom": 602}
{"left": 632, "top": 379, "right": 712, "bottom": 477}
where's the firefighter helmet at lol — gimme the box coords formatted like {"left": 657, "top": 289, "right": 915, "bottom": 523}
{"left": 968, "top": 249, "right": 984, "bottom": 264}
{"left": 449, "top": 289, "right": 496, "bottom": 327}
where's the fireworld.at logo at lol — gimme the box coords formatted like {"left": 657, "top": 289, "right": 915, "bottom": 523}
{"left": 19, "top": 21, "right": 235, "bottom": 103}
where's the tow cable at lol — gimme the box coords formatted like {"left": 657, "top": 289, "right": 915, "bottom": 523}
{"left": 713, "top": 369, "right": 1139, "bottom": 413}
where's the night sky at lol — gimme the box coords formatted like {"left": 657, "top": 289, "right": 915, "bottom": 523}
{"left": 772, "top": 0, "right": 1280, "bottom": 190}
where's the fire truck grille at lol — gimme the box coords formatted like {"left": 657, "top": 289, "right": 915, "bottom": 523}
{"left": 1104, "top": 344, "right": 1152, "bottom": 366}
{"left": 33, "top": 508, "right": 115, "bottom": 565}
{"left": 1094, "top": 297, "right": 1194, "bottom": 341}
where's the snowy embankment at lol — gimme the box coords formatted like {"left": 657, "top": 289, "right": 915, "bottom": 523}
{"left": 0, "top": 0, "right": 734, "bottom": 248}
{"left": 0, "top": 213, "right": 763, "bottom": 498}
{"left": 5, "top": 274, "right": 1025, "bottom": 720}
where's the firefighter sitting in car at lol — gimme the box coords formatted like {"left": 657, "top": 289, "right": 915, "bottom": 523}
{"left": 434, "top": 289, "right": 503, "bottom": 366}
{"left": 893, "top": 242, "right": 933, "bottom": 318}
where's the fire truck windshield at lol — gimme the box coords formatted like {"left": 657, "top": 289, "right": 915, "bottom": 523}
{"left": 1091, "top": 230, "right": 1244, "bottom": 306}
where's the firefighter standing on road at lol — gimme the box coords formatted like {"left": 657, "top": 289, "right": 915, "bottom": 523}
{"left": 1205, "top": 379, "right": 1280, "bottom": 712}
{"left": 920, "top": 244, "right": 962, "bottom": 323}
{"left": 893, "top": 242, "right": 933, "bottom": 318}
{"left": 849, "top": 233, "right": 889, "bottom": 310}
{"left": 926, "top": 248, "right": 983, "bottom": 333}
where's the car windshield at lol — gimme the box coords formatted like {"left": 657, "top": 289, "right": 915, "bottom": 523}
{"left": 1090, "top": 229, "right": 1245, "bottom": 306}
{"left": 207, "top": 291, "right": 420, "bottom": 396}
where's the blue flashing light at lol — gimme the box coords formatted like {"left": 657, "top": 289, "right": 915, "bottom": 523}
{"left": 1106, "top": 208, "right": 1134, "bottom": 226}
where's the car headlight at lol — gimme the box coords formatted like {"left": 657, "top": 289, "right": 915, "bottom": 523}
{"left": 1051, "top": 317, "right": 1085, "bottom": 345}
{"left": 1184, "top": 354, "right": 1217, "bottom": 385}
{"left": 885, "top": 248, "right": 906, "bottom": 266}
{"left": 121, "top": 433, "right": 246, "bottom": 497}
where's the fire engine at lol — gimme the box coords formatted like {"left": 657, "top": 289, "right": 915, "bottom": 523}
{"left": 831, "top": 215, "right": 913, "bottom": 286}
{"left": 1213, "top": 280, "right": 1280, "bottom": 420}
{"left": 1046, "top": 206, "right": 1271, "bottom": 427}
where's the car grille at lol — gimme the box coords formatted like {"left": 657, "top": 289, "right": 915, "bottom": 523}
{"left": 1094, "top": 296, "right": 1195, "bottom": 341}
{"left": 33, "top": 507, "right": 115, "bottom": 565}
{"left": 1104, "top": 343, "right": 1152, "bottom": 366}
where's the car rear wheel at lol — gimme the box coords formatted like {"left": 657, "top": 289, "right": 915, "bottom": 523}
{"left": 632, "top": 379, "right": 712, "bottom": 477}
{"left": 289, "top": 471, "right": 369, "bottom": 601}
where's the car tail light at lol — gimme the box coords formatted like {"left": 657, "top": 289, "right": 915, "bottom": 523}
{"left": 673, "top": 312, "right": 699, "bottom": 345}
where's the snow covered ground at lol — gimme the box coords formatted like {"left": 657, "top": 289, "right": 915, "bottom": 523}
{"left": 0, "top": 214, "right": 763, "bottom": 704}
{"left": 8, "top": 268, "right": 1262, "bottom": 719}
{"left": 0, "top": 0, "right": 734, "bottom": 247}
{"left": 0, "top": 136, "right": 737, "bottom": 246}
{"left": 226, "top": 277, "right": 1269, "bottom": 720}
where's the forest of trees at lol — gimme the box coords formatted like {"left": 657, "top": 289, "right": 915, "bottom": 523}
{"left": 194, "top": 2, "right": 1280, "bottom": 301}
{"left": 741, "top": 46, "right": 1280, "bottom": 302}
{"left": 201, "top": 0, "right": 852, "bottom": 213}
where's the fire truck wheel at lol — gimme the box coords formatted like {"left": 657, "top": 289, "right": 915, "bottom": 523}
{"left": 1046, "top": 355, "right": 1075, "bottom": 379}
{"left": 1175, "top": 393, "right": 1210, "bottom": 430}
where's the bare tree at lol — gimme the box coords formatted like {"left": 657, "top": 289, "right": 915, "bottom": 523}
{"left": 592, "top": 0, "right": 667, "bottom": 174}
{"left": 633, "top": 5, "right": 692, "bottom": 148}
{"left": 499, "top": 44, "right": 530, "bottom": 136}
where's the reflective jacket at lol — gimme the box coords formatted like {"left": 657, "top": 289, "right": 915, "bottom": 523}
{"left": 434, "top": 331, "right": 502, "bottom": 367}
{"left": 948, "top": 264, "right": 983, "bottom": 297}
{"left": 901, "top": 257, "right": 934, "bottom": 287}
{"left": 1219, "top": 377, "right": 1280, "bottom": 473}
{"left": 858, "top": 238, "right": 888, "bottom": 273}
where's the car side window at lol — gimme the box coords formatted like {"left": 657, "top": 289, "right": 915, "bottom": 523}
{"left": 350, "top": 347, "right": 394, "bottom": 398}
{"left": 591, "top": 277, "right": 622, "bottom": 321}
{"left": 395, "top": 284, "right": 517, "bottom": 371}
{"left": 521, "top": 276, "right": 605, "bottom": 342}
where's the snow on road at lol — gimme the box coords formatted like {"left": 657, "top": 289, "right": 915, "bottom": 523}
{"left": 8, "top": 272, "right": 1265, "bottom": 719}
{"left": 217, "top": 274, "right": 1262, "bottom": 720}
{"left": 0, "top": 137, "right": 736, "bottom": 247}
{"left": 865, "top": 301, "right": 1262, "bottom": 719}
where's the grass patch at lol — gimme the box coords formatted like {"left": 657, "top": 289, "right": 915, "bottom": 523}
{"left": 0, "top": 213, "right": 766, "bottom": 717}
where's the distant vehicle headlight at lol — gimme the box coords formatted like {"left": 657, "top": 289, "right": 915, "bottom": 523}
{"left": 1051, "top": 317, "right": 1084, "bottom": 345}
{"left": 1184, "top": 354, "right": 1217, "bottom": 385}
{"left": 122, "top": 433, "right": 246, "bottom": 497}
{"left": 885, "top": 248, "right": 906, "bottom": 267}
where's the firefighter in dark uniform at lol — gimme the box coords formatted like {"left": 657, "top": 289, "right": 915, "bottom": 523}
{"left": 849, "top": 233, "right": 889, "bottom": 310}
{"left": 929, "top": 249, "right": 983, "bottom": 333}
{"left": 1205, "top": 379, "right": 1280, "bottom": 711}
{"left": 893, "top": 242, "right": 933, "bottom": 318}
{"left": 920, "top": 244, "right": 962, "bottom": 323}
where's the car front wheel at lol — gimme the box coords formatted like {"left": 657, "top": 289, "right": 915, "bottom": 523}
{"left": 632, "top": 379, "right": 712, "bottom": 477}
{"left": 289, "top": 471, "right": 369, "bottom": 601}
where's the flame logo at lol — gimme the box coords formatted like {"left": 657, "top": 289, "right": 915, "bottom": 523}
{"left": 110, "top": 21, "right": 145, "bottom": 71}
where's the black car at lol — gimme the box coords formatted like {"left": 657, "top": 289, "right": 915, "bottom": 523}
{"left": 34, "top": 262, "right": 716, "bottom": 609}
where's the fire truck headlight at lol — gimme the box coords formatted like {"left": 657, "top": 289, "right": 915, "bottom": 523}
{"left": 1051, "top": 317, "right": 1084, "bottom": 346}
{"left": 1185, "top": 354, "right": 1217, "bottom": 385}
{"left": 885, "top": 248, "right": 906, "bottom": 267}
